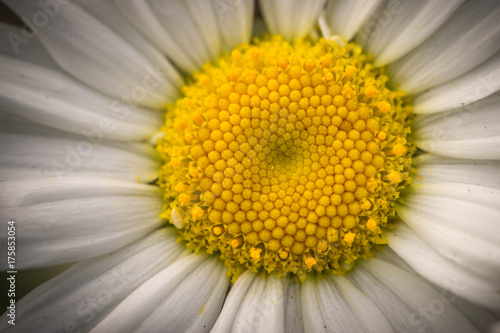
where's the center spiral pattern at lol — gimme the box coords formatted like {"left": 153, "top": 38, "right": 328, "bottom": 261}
{"left": 158, "top": 36, "right": 412, "bottom": 280}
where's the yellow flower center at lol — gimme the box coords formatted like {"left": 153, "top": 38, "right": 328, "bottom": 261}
{"left": 157, "top": 35, "right": 412, "bottom": 281}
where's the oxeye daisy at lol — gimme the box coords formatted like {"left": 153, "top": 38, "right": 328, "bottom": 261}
{"left": 0, "top": 0, "right": 499, "bottom": 332}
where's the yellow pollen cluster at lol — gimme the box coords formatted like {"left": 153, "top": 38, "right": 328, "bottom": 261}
{"left": 158, "top": 36, "right": 412, "bottom": 280}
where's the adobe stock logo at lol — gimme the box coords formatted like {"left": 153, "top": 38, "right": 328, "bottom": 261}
{"left": 7, "top": 0, "right": 70, "bottom": 54}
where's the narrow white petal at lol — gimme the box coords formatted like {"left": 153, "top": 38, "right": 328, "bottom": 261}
{"left": 348, "top": 267, "right": 421, "bottom": 333}
{"left": 3, "top": 0, "right": 177, "bottom": 108}
{"left": 0, "top": 133, "right": 159, "bottom": 183}
{"left": 0, "top": 22, "right": 58, "bottom": 69}
{"left": 0, "top": 229, "right": 185, "bottom": 333}
{"left": 354, "top": 251, "right": 498, "bottom": 332}
{"left": 231, "top": 275, "right": 285, "bottom": 333}
{"left": 333, "top": 276, "right": 393, "bottom": 333}
{"left": 282, "top": 277, "right": 304, "bottom": 333}
{"left": 413, "top": 52, "right": 500, "bottom": 114}
{"left": 0, "top": 177, "right": 164, "bottom": 269}
{"left": 301, "top": 279, "right": 327, "bottom": 333}
{"left": 387, "top": 223, "right": 500, "bottom": 309}
{"left": 413, "top": 154, "right": 500, "bottom": 189}
{"left": 259, "top": 0, "right": 326, "bottom": 41}
{"left": 389, "top": 0, "right": 500, "bottom": 95}
{"left": 211, "top": 270, "right": 257, "bottom": 333}
{"left": 363, "top": 258, "right": 479, "bottom": 333}
{"left": 0, "top": 55, "right": 162, "bottom": 142}
{"left": 323, "top": 0, "right": 383, "bottom": 42}
{"left": 114, "top": 0, "right": 198, "bottom": 73}
{"left": 73, "top": 0, "right": 183, "bottom": 93}
{"left": 302, "top": 277, "right": 363, "bottom": 332}
{"left": 136, "top": 257, "right": 228, "bottom": 333}
{"left": 397, "top": 189, "right": 500, "bottom": 280}
{"left": 214, "top": 0, "right": 254, "bottom": 52}
{"left": 147, "top": 0, "right": 213, "bottom": 68}
{"left": 90, "top": 254, "right": 204, "bottom": 333}
{"left": 183, "top": 0, "right": 222, "bottom": 60}
{"left": 367, "top": 0, "right": 464, "bottom": 66}
{"left": 413, "top": 93, "right": 500, "bottom": 159}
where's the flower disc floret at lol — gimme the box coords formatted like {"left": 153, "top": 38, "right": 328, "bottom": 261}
{"left": 158, "top": 35, "right": 413, "bottom": 281}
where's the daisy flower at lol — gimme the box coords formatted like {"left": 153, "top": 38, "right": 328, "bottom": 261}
{"left": 1, "top": 0, "right": 500, "bottom": 332}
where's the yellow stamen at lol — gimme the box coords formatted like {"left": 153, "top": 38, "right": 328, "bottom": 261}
{"left": 250, "top": 247, "right": 262, "bottom": 260}
{"left": 366, "top": 219, "right": 377, "bottom": 231}
{"left": 343, "top": 232, "right": 356, "bottom": 244}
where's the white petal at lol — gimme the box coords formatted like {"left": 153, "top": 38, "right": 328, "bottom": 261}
{"left": 3, "top": 0, "right": 177, "bottom": 108}
{"left": 0, "top": 55, "right": 161, "bottom": 142}
{"left": 0, "top": 133, "right": 159, "bottom": 183}
{"left": 389, "top": 0, "right": 500, "bottom": 95}
{"left": 413, "top": 154, "right": 500, "bottom": 189}
{"left": 115, "top": 0, "right": 253, "bottom": 73}
{"left": 362, "top": 258, "right": 479, "bottom": 333}
{"left": 114, "top": 0, "right": 198, "bottom": 73}
{"left": 0, "top": 56, "right": 162, "bottom": 141}
{"left": 413, "top": 52, "right": 500, "bottom": 114}
{"left": 214, "top": 0, "right": 254, "bottom": 52}
{"left": 0, "top": 229, "right": 185, "bottom": 333}
{"left": 211, "top": 270, "right": 257, "bottom": 333}
{"left": 332, "top": 276, "right": 393, "bottom": 333}
{"left": 0, "top": 177, "right": 164, "bottom": 269}
{"left": 231, "top": 275, "right": 285, "bottom": 333}
{"left": 302, "top": 277, "right": 363, "bottom": 332}
{"left": 135, "top": 257, "right": 229, "bottom": 333}
{"left": 366, "top": 0, "right": 464, "bottom": 66}
{"left": 90, "top": 254, "right": 203, "bottom": 332}
{"left": 282, "top": 277, "right": 304, "bottom": 333}
{"left": 387, "top": 223, "right": 500, "bottom": 309}
{"left": 259, "top": 0, "right": 326, "bottom": 41}
{"left": 323, "top": 0, "right": 383, "bottom": 42}
{"left": 72, "top": 0, "right": 183, "bottom": 91}
{"left": 0, "top": 22, "right": 58, "bottom": 69}
{"left": 413, "top": 93, "right": 500, "bottom": 159}
{"left": 397, "top": 182, "right": 500, "bottom": 279}
{"left": 348, "top": 267, "right": 421, "bottom": 333}
{"left": 93, "top": 254, "right": 228, "bottom": 333}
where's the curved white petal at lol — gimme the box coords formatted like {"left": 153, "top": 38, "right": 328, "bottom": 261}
{"left": 397, "top": 198, "right": 500, "bottom": 280}
{"left": 397, "top": 183, "right": 500, "bottom": 280}
{"left": 0, "top": 132, "right": 159, "bottom": 182}
{"left": 0, "top": 22, "right": 58, "bottom": 69}
{"left": 260, "top": 0, "right": 326, "bottom": 41}
{"left": 3, "top": 0, "right": 177, "bottom": 108}
{"left": 72, "top": 0, "right": 183, "bottom": 91}
{"left": 348, "top": 267, "right": 421, "bottom": 333}
{"left": 214, "top": 0, "right": 254, "bottom": 52}
{"left": 136, "top": 257, "right": 229, "bottom": 333}
{"left": 282, "top": 277, "right": 304, "bottom": 333}
{"left": 211, "top": 270, "right": 257, "bottom": 333}
{"left": 413, "top": 155, "right": 500, "bottom": 189}
{"left": 302, "top": 277, "right": 364, "bottom": 332}
{"left": 387, "top": 223, "right": 500, "bottom": 309}
{"left": 115, "top": 0, "right": 253, "bottom": 73}
{"left": 332, "top": 276, "right": 393, "bottom": 333}
{"left": 389, "top": 0, "right": 500, "bottom": 95}
{"left": 231, "top": 275, "right": 285, "bottom": 333}
{"left": 0, "top": 177, "right": 165, "bottom": 269}
{"left": 323, "top": 0, "right": 383, "bottom": 42}
{"left": 366, "top": 0, "right": 464, "bottom": 66}
{"left": 413, "top": 52, "right": 500, "bottom": 114}
{"left": 361, "top": 258, "right": 479, "bottom": 333}
{"left": 0, "top": 229, "right": 185, "bottom": 333}
{"left": 413, "top": 93, "right": 500, "bottom": 160}
{"left": 0, "top": 55, "right": 162, "bottom": 142}
{"left": 92, "top": 255, "right": 228, "bottom": 333}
